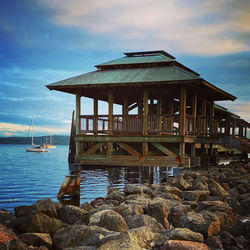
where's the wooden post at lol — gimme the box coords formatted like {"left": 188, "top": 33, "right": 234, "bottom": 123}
{"left": 239, "top": 125, "right": 243, "bottom": 137}
{"left": 108, "top": 90, "right": 113, "bottom": 156}
{"left": 191, "top": 143, "right": 196, "bottom": 166}
{"left": 143, "top": 87, "right": 149, "bottom": 157}
{"left": 192, "top": 90, "right": 197, "bottom": 135}
{"left": 202, "top": 97, "right": 207, "bottom": 135}
{"left": 138, "top": 94, "right": 143, "bottom": 116}
{"left": 123, "top": 95, "right": 128, "bottom": 133}
{"left": 157, "top": 97, "right": 162, "bottom": 134}
{"left": 209, "top": 100, "right": 214, "bottom": 135}
{"left": 225, "top": 117, "right": 231, "bottom": 135}
{"left": 232, "top": 121, "right": 236, "bottom": 136}
{"left": 75, "top": 92, "right": 81, "bottom": 155}
{"left": 94, "top": 98, "right": 98, "bottom": 135}
{"left": 179, "top": 87, "right": 186, "bottom": 157}
{"left": 167, "top": 95, "right": 174, "bottom": 134}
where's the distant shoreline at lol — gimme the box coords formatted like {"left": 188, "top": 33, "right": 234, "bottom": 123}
{"left": 0, "top": 135, "right": 70, "bottom": 145}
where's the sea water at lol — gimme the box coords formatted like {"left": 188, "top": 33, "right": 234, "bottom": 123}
{"left": 0, "top": 144, "right": 179, "bottom": 212}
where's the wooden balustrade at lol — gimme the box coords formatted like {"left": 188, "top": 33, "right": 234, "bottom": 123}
{"left": 79, "top": 114, "right": 248, "bottom": 138}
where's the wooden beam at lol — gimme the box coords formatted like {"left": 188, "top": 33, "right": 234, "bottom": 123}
{"left": 202, "top": 96, "right": 207, "bottom": 135}
{"left": 157, "top": 97, "right": 162, "bottom": 133}
{"left": 179, "top": 87, "right": 186, "bottom": 136}
{"left": 192, "top": 90, "right": 197, "bottom": 135}
{"left": 83, "top": 142, "right": 104, "bottom": 156}
{"left": 143, "top": 87, "right": 149, "bottom": 135}
{"left": 209, "top": 100, "right": 214, "bottom": 135}
{"left": 108, "top": 90, "right": 114, "bottom": 135}
{"left": 75, "top": 92, "right": 81, "bottom": 155}
{"left": 117, "top": 142, "right": 141, "bottom": 157}
{"left": 94, "top": 98, "right": 98, "bottom": 135}
{"left": 138, "top": 93, "right": 143, "bottom": 116}
{"left": 151, "top": 142, "right": 177, "bottom": 157}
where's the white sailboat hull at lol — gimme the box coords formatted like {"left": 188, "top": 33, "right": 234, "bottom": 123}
{"left": 26, "top": 146, "right": 48, "bottom": 152}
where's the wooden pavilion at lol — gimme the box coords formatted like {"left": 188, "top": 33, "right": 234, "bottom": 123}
{"left": 46, "top": 50, "right": 250, "bottom": 167}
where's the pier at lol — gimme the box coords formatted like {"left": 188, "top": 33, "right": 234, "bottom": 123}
{"left": 47, "top": 50, "right": 250, "bottom": 167}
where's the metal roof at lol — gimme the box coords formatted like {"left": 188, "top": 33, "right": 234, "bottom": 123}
{"left": 47, "top": 66, "right": 200, "bottom": 87}
{"left": 96, "top": 54, "right": 174, "bottom": 67}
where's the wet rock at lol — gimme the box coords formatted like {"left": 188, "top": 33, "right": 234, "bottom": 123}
{"left": 206, "top": 235, "right": 223, "bottom": 249}
{"left": 172, "top": 174, "right": 191, "bottom": 190}
{"left": 99, "top": 210, "right": 129, "bottom": 232}
{"left": 209, "top": 179, "right": 229, "bottom": 197}
{"left": 168, "top": 228, "right": 204, "bottom": 243}
{"left": 107, "top": 190, "right": 124, "bottom": 203}
{"left": 0, "top": 209, "right": 16, "bottom": 228}
{"left": 35, "top": 199, "right": 58, "bottom": 218}
{"left": 59, "top": 205, "right": 88, "bottom": 224}
{"left": 90, "top": 198, "right": 106, "bottom": 208}
{"left": 181, "top": 190, "right": 210, "bottom": 202}
{"left": 98, "top": 226, "right": 154, "bottom": 250}
{"left": 158, "top": 240, "right": 208, "bottom": 250}
{"left": 147, "top": 202, "right": 170, "bottom": 228}
{"left": 18, "top": 233, "right": 52, "bottom": 249}
{"left": 15, "top": 212, "right": 63, "bottom": 234}
{"left": 124, "top": 184, "right": 144, "bottom": 196}
{"left": 53, "top": 225, "right": 113, "bottom": 250}
{"left": 0, "top": 223, "right": 27, "bottom": 250}
{"left": 114, "top": 204, "right": 144, "bottom": 218}
{"left": 81, "top": 202, "right": 94, "bottom": 212}
{"left": 169, "top": 204, "right": 192, "bottom": 227}
{"left": 125, "top": 214, "right": 165, "bottom": 233}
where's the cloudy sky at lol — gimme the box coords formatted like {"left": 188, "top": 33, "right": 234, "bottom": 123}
{"left": 0, "top": 0, "right": 249, "bottom": 137}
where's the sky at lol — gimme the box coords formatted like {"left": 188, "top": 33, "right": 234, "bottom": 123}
{"left": 0, "top": 0, "right": 249, "bottom": 137}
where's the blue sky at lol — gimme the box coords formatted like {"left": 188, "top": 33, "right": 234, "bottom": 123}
{"left": 0, "top": 0, "right": 249, "bottom": 137}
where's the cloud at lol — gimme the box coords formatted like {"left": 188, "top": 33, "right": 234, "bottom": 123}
{"left": 216, "top": 100, "right": 250, "bottom": 122}
{"left": 39, "top": 0, "right": 250, "bottom": 55}
{"left": 0, "top": 122, "right": 70, "bottom": 136}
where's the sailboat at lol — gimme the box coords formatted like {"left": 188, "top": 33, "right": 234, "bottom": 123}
{"left": 45, "top": 136, "right": 56, "bottom": 148}
{"left": 25, "top": 118, "right": 49, "bottom": 152}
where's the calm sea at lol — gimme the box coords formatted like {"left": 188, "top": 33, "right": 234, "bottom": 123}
{"left": 0, "top": 144, "right": 179, "bottom": 212}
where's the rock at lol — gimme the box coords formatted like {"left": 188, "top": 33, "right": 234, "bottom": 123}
{"left": 65, "top": 247, "right": 97, "bottom": 250}
{"left": 90, "top": 198, "right": 105, "bottom": 208}
{"left": 108, "top": 187, "right": 120, "bottom": 194}
{"left": 107, "top": 191, "right": 124, "bottom": 203}
{"left": 168, "top": 228, "right": 204, "bottom": 243}
{"left": 143, "top": 186, "right": 157, "bottom": 198}
{"left": 200, "top": 210, "right": 221, "bottom": 236}
{"left": 124, "top": 184, "right": 144, "bottom": 196}
{"left": 172, "top": 174, "right": 191, "bottom": 190}
{"left": 81, "top": 202, "right": 94, "bottom": 212}
{"left": 59, "top": 205, "right": 88, "bottom": 224}
{"left": 209, "top": 179, "right": 229, "bottom": 197}
{"left": 206, "top": 236, "right": 223, "bottom": 249}
{"left": 182, "top": 201, "right": 198, "bottom": 209}
{"left": 125, "top": 193, "right": 151, "bottom": 201}
{"left": 35, "top": 199, "right": 58, "bottom": 218}
{"left": 240, "top": 197, "right": 250, "bottom": 211}
{"left": 159, "top": 240, "right": 208, "bottom": 250}
{"left": 15, "top": 212, "right": 63, "bottom": 234}
{"left": 169, "top": 205, "right": 192, "bottom": 227}
{"left": 0, "top": 209, "right": 16, "bottom": 228}
{"left": 99, "top": 210, "right": 128, "bottom": 232}
{"left": 220, "top": 231, "right": 236, "bottom": 247}
{"left": 198, "top": 201, "right": 232, "bottom": 215}
{"left": 191, "top": 181, "right": 208, "bottom": 191}
{"left": 14, "top": 205, "right": 37, "bottom": 218}
{"left": 125, "top": 214, "right": 165, "bottom": 233}
{"left": 0, "top": 223, "right": 27, "bottom": 250}
{"left": 89, "top": 209, "right": 113, "bottom": 226}
{"left": 233, "top": 217, "right": 250, "bottom": 239}
{"left": 114, "top": 204, "right": 144, "bottom": 218}
{"left": 156, "top": 192, "right": 182, "bottom": 202}
{"left": 157, "top": 185, "right": 182, "bottom": 197}
{"left": 18, "top": 233, "right": 52, "bottom": 249}
{"left": 153, "top": 197, "right": 181, "bottom": 209}
{"left": 181, "top": 190, "right": 210, "bottom": 202}
{"left": 53, "top": 225, "right": 113, "bottom": 250}
{"left": 147, "top": 202, "right": 170, "bottom": 228}
{"left": 98, "top": 226, "right": 154, "bottom": 250}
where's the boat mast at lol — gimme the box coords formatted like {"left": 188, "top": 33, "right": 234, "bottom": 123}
{"left": 32, "top": 117, "right": 34, "bottom": 146}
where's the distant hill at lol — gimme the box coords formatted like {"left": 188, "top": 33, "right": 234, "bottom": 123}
{"left": 0, "top": 135, "right": 70, "bottom": 145}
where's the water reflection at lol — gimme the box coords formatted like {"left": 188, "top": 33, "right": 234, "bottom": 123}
{"left": 60, "top": 165, "right": 181, "bottom": 206}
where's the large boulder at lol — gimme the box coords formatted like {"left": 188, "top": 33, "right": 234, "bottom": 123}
{"left": 0, "top": 209, "right": 16, "bottom": 228}
{"left": 99, "top": 210, "right": 129, "bottom": 232}
{"left": 181, "top": 190, "right": 210, "bottom": 202}
{"left": 0, "top": 223, "right": 27, "bottom": 250}
{"left": 125, "top": 214, "right": 165, "bottom": 233}
{"left": 98, "top": 226, "right": 154, "bottom": 250}
{"left": 59, "top": 205, "right": 88, "bottom": 224}
{"left": 153, "top": 197, "right": 181, "bottom": 209}
{"left": 172, "top": 174, "right": 191, "bottom": 190}
{"left": 208, "top": 179, "right": 229, "bottom": 197}
{"left": 89, "top": 209, "right": 112, "bottom": 226}
{"left": 35, "top": 199, "right": 58, "bottom": 218}
{"left": 168, "top": 228, "right": 204, "bottom": 243}
{"left": 124, "top": 184, "right": 144, "bottom": 196}
{"left": 18, "top": 233, "right": 52, "bottom": 249}
{"left": 53, "top": 225, "right": 113, "bottom": 250}
{"left": 15, "top": 212, "right": 63, "bottom": 234}
{"left": 107, "top": 190, "right": 124, "bottom": 203}
{"left": 156, "top": 185, "right": 182, "bottom": 197}
{"left": 81, "top": 202, "right": 94, "bottom": 212}
{"left": 159, "top": 240, "right": 208, "bottom": 250}
{"left": 169, "top": 204, "right": 192, "bottom": 227}
{"left": 199, "top": 210, "right": 221, "bottom": 236}
{"left": 197, "top": 200, "right": 232, "bottom": 215}
{"left": 114, "top": 204, "right": 144, "bottom": 218}
{"left": 147, "top": 202, "right": 170, "bottom": 228}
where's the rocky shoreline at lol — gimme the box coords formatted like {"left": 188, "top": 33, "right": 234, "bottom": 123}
{"left": 1, "top": 162, "right": 250, "bottom": 250}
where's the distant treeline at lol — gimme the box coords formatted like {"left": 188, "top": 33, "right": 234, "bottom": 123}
{"left": 0, "top": 135, "right": 70, "bottom": 145}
